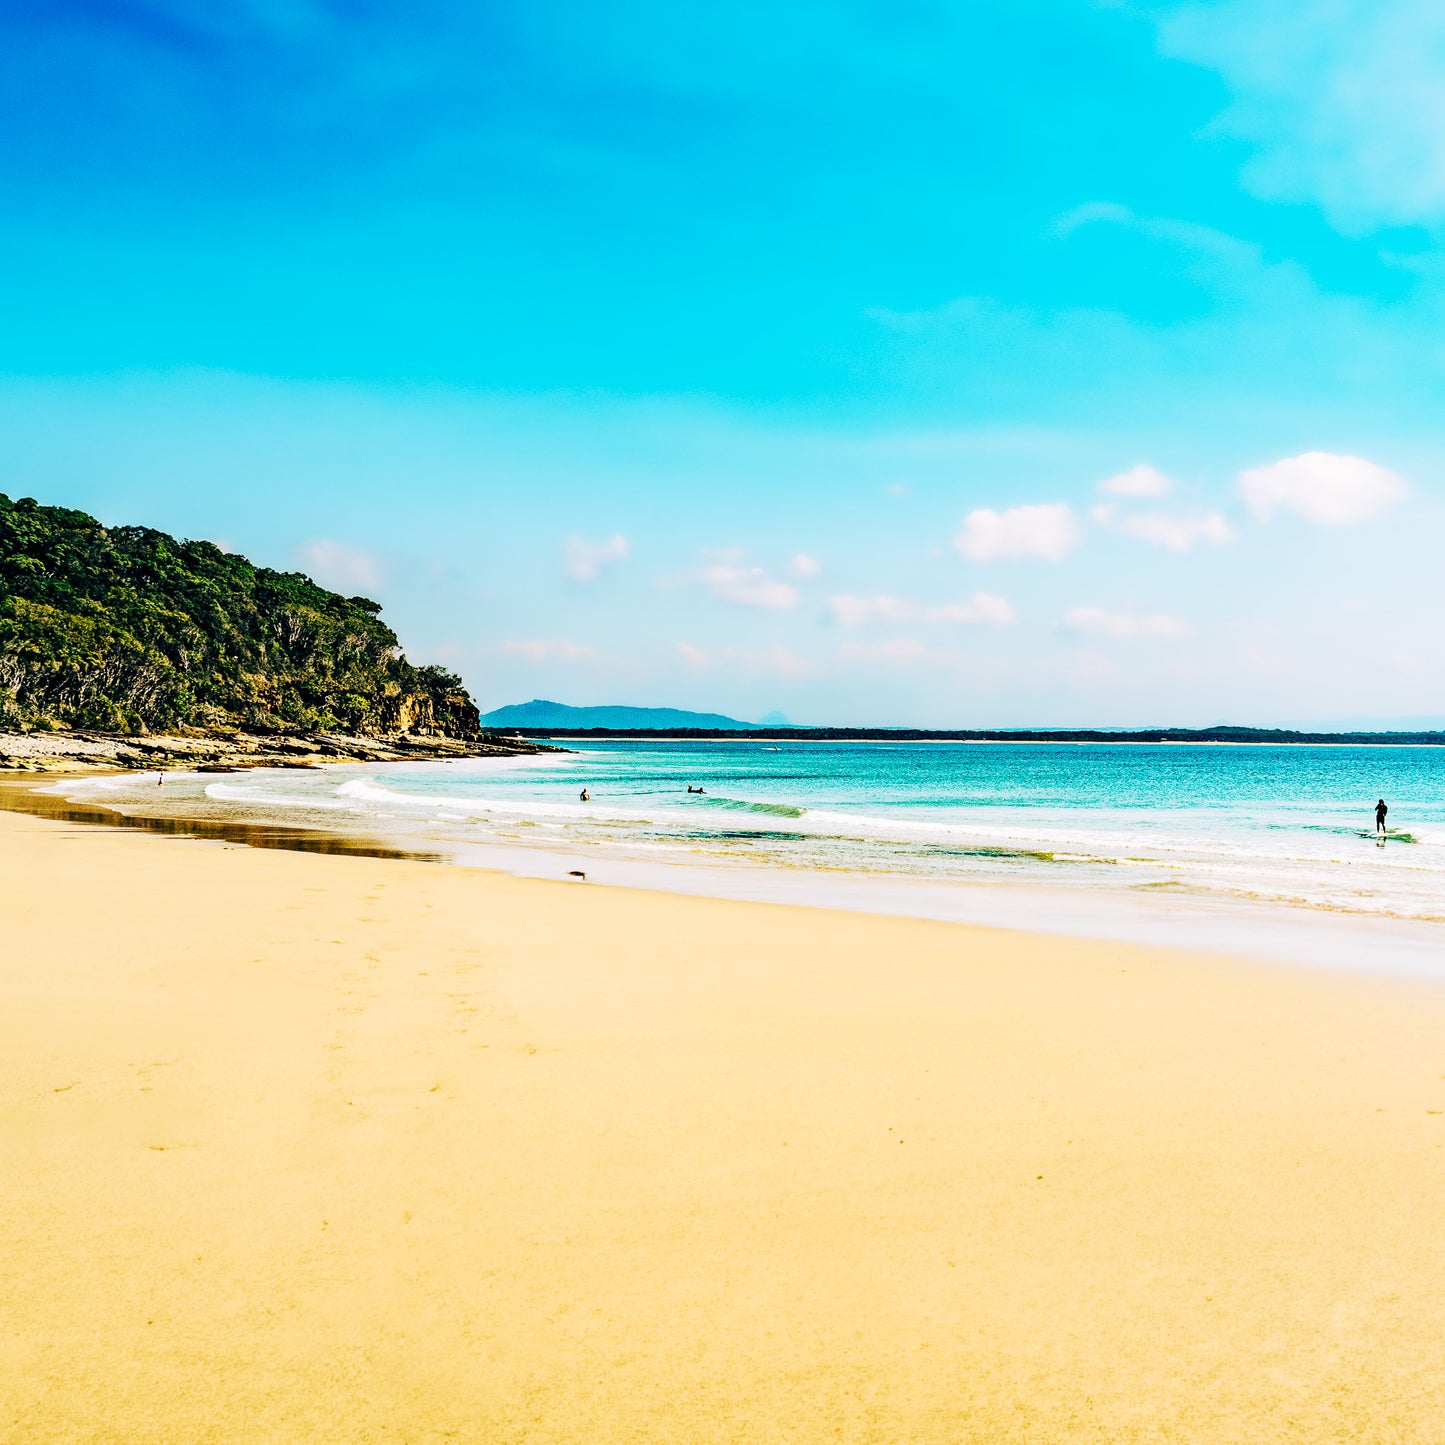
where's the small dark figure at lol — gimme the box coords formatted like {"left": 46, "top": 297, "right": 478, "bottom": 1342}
{"left": 1375, "top": 798, "right": 1388, "bottom": 836}
{"left": 568, "top": 870, "right": 587, "bottom": 881}
{"left": 157, "top": 773, "right": 164, "bottom": 786}
{"left": 687, "top": 785, "right": 704, "bottom": 794}
{"left": 579, "top": 788, "right": 590, "bottom": 802}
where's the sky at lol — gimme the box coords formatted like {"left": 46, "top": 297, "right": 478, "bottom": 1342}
{"left": 3, "top": 0, "right": 1445, "bottom": 726}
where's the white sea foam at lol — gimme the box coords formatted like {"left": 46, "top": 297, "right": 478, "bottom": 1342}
{"left": 41, "top": 741, "right": 1445, "bottom": 941}
{"left": 202, "top": 781, "right": 354, "bottom": 810}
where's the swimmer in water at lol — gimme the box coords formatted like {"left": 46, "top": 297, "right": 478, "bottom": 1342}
{"left": 580, "top": 788, "right": 590, "bottom": 802}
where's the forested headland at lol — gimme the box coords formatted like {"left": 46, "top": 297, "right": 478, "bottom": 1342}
{"left": 0, "top": 493, "right": 479, "bottom": 739}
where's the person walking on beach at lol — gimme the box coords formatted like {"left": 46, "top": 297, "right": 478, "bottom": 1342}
{"left": 1375, "top": 798, "right": 1388, "bottom": 836}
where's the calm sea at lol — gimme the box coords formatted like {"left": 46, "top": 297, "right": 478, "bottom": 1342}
{"left": 61, "top": 738, "right": 1445, "bottom": 927}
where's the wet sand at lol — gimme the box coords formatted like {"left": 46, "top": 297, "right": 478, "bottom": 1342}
{"left": 5, "top": 804, "right": 1445, "bottom": 1442}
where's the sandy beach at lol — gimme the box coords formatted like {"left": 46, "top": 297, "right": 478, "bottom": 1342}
{"left": 5, "top": 802, "right": 1445, "bottom": 1443}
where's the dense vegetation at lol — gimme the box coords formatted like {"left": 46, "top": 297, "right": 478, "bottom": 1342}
{"left": 0, "top": 494, "right": 480, "bottom": 738}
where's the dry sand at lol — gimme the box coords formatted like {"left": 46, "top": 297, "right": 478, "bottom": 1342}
{"left": 4, "top": 804, "right": 1445, "bottom": 1443}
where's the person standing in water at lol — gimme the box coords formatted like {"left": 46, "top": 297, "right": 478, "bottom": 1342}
{"left": 579, "top": 788, "right": 590, "bottom": 802}
{"left": 1375, "top": 798, "right": 1388, "bottom": 836}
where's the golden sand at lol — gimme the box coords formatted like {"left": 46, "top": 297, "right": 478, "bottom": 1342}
{"left": 4, "top": 804, "right": 1445, "bottom": 1442}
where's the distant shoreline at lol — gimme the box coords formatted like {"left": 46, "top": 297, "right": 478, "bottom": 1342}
{"left": 499, "top": 726, "right": 1445, "bottom": 746}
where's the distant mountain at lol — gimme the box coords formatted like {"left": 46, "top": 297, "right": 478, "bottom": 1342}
{"left": 480, "top": 699, "right": 763, "bottom": 731}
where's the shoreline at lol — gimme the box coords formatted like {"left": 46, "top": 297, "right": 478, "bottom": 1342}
{"left": 6, "top": 803, "right": 1445, "bottom": 1440}
{"left": 7, "top": 767, "right": 1445, "bottom": 978}
{"left": 0, "top": 771, "right": 446, "bottom": 863}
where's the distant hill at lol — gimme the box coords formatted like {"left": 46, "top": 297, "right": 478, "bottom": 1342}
{"left": 480, "top": 699, "right": 763, "bottom": 731}
{"left": 0, "top": 493, "right": 480, "bottom": 738}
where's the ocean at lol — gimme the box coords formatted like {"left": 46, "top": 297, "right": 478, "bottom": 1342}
{"left": 54, "top": 739, "right": 1445, "bottom": 961}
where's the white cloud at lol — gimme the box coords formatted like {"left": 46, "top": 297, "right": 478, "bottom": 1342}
{"left": 1160, "top": 0, "right": 1445, "bottom": 234}
{"left": 1063, "top": 607, "right": 1190, "bottom": 640}
{"left": 702, "top": 565, "right": 798, "bottom": 610}
{"left": 829, "top": 592, "right": 1015, "bottom": 627}
{"left": 788, "top": 552, "right": 822, "bottom": 579}
{"left": 720, "top": 643, "right": 811, "bottom": 677}
{"left": 1098, "top": 464, "right": 1174, "bottom": 498}
{"left": 673, "top": 641, "right": 809, "bottom": 677}
{"left": 1112, "top": 510, "right": 1235, "bottom": 552}
{"left": 939, "top": 591, "right": 1016, "bottom": 625}
{"left": 502, "top": 639, "right": 601, "bottom": 663}
{"left": 297, "top": 539, "right": 385, "bottom": 593}
{"left": 1089, "top": 464, "right": 1234, "bottom": 550}
{"left": 954, "top": 504, "right": 1082, "bottom": 563}
{"left": 563, "top": 533, "right": 629, "bottom": 581}
{"left": 829, "top": 594, "right": 910, "bottom": 627}
{"left": 1238, "top": 451, "right": 1407, "bottom": 525}
{"left": 676, "top": 552, "right": 799, "bottom": 610}
{"left": 839, "top": 638, "right": 927, "bottom": 664}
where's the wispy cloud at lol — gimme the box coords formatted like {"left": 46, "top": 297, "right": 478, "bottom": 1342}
{"left": 724, "top": 643, "right": 810, "bottom": 677}
{"left": 1091, "top": 506, "right": 1235, "bottom": 552}
{"left": 563, "top": 533, "right": 630, "bottom": 581}
{"left": 955, "top": 504, "right": 1082, "bottom": 563}
{"left": 1050, "top": 200, "right": 1135, "bottom": 237}
{"left": 828, "top": 591, "right": 1015, "bottom": 627}
{"left": 1097, "top": 463, "right": 1174, "bottom": 499}
{"left": 672, "top": 641, "right": 811, "bottom": 677}
{"left": 705, "top": 566, "right": 798, "bottom": 610}
{"left": 1048, "top": 202, "right": 1277, "bottom": 293}
{"left": 1062, "top": 607, "right": 1190, "bottom": 640}
{"left": 838, "top": 638, "right": 927, "bottom": 664}
{"left": 674, "top": 551, "right": 800, "bottom": 610}
{"left": 788, "top": 552, "right": 822, "bottom": 579}
{"left": 829, "top": 595, "right": 910, "bottom": 627}
{"left": 1159, "top": 0, "right": 1445, "bottom": 233}
{"left": 297, "top": 539, "right": 385, "bottom": 593}
{"left": 1239, "top": 452, "right": 1407, "bottom": 525}
{"left": 502, "top": 639, "right": 601, "bottom": 662}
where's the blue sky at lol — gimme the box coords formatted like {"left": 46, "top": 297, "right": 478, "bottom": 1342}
{"left": 3, "top": 0, "right": 1445, "bottom": 725}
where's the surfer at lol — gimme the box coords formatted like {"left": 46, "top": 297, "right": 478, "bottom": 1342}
{"left": 1375, "top": 798, "right": 1388, "bottom": 836}
{"left": 687, "top": 785, "right": 704, "bottom": 794}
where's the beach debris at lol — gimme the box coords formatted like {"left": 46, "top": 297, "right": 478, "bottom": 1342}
{"left": 568, "top": 870, "right": 587, "bottom": 880}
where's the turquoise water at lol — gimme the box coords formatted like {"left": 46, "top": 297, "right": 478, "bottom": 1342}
{"left": 67, "top": 739, "right": 1445, "bottom": 923}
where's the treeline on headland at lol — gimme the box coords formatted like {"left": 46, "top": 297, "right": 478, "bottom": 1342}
{"left": 500, "top": 725, "right": 1445, "bottom": 746}
{"left": 0, "top": 493, "right": 480, "bottom": 738}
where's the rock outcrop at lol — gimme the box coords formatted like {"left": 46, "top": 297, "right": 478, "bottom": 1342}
{"left": 0, "top": 727, "right": 554, "bottom": 774}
